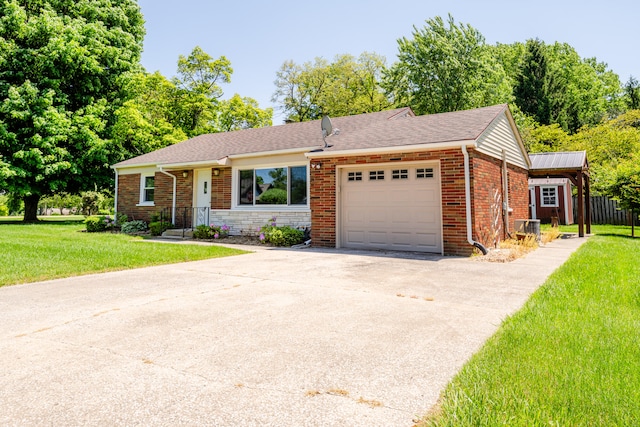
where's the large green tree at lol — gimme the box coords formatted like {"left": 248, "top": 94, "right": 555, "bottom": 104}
{"left": 272, "top": 52, "right": 390, "bottom": 122}
{"left": 514, "top": 39, "right": 553, "bottom": 126}
{"left": 0, "top": 0, "right": 145, "bottom": 221}
{"left": 382, "top": 14, "right": 512, "bottom": 115}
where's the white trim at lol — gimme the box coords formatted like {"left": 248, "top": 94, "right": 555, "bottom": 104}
{"left": 228, "top": 146, "right": 318, "bottom": 160}
{"left": 158, "top": 167, "right": 176, "bottom": 225}
{"left": 138, "top": 172, "right": 155, "bottom": 206}
{"left": 540, "top": 186, "right": 559, "bottom": 207}
{"left": 231, "top": 163, "right": 311, "bottom": 209}
{"left": 305, "top": 140, "right": 477, "bottom": 159}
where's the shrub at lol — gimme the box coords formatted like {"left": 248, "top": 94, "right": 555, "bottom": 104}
{"left": 120, "top": 220, "right": 148, "bottom": 234}
{"left": 85, "top": 215, "right": 109, "bottom": 232}
{"left": 149, "top": 220, "right": 171, "bottom": 236}
{"left": 0, "top": 205, "right": 8, "bottom": 216}
{"left": 193, "top": 223, "right": 230, "bottom": 239}
{"left": 259, "top": 217, "right": 305, "bottom": 246}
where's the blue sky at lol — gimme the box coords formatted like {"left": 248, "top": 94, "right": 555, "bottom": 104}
{"left": 138, "top": 0, "right": 638, "bottom": 123}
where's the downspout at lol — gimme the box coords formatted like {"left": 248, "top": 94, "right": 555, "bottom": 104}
{"left": 114, "top": 168, "right": 119, "bottom": 221}
{"left": 502, "top": 149, "right": 510, "bottom": 237}
{"left": 158, "top": 167, "right": 176, "bottom": 225}
{"left": 462, "top": 145, "right": 488, "bottom": 255}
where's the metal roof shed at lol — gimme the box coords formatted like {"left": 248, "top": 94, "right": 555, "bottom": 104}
{"left": 528, "top": 151, "right": 590, "bottom": 237}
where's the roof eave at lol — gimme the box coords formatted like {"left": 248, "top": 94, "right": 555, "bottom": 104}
{"left": 305, "top": 140, "right": 477, "bottom": 159}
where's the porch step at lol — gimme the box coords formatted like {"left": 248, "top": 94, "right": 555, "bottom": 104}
{"left": 162, "top": 229, "right": 193, "bottom": 239}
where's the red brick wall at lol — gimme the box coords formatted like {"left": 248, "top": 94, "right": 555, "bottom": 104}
{"left": 470, "top": 151, "right": 529, "bottom": 252}
{"left": 309, "top": 148, "right": 530, "bottom": 256}
{"left": 117, "top": 170, "right": 195, "bottom": 223}
{"left": 211, "top": 168, "right": 231, "bottom": 209}
{"left": 116, "top": 173, "right": 155, "bottom": 222}
{"left": 309, "top": 149, "right": 470, "bottom": 255}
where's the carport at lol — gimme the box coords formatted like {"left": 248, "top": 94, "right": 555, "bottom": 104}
{"left": 529, "top": 151, "right": 591, "bottom": 237}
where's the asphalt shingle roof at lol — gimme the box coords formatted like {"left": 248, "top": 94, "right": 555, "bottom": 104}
{"left": 113, "top": 104, "right": 510, "bottom": 168}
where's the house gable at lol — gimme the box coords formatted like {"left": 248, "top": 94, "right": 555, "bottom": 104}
{"left": 475, "top": 110, "right": 530, "bottom": 170}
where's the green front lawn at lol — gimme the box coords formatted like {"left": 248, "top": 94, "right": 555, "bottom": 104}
{"left": 421, "top": 226, "right": 640, "bottom": 426}
{"left": 0, "top": 221, "right": 248, "bottom": 287}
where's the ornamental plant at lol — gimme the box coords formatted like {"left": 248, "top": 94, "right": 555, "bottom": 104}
{"left": 259, "top": 217, "right": 305, "bottom": 246}
{"left": 193, "top": 223, "right": 230, "bottom": 239}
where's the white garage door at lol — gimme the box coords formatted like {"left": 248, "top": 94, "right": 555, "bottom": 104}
{"left": 340, "top": 163, "right": 442, "bottom": 253}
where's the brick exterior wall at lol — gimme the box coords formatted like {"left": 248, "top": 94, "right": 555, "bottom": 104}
{"left": 308, "top": 148, "right": 529, "bottom": 256}
{"left": 117, "top": 171, "right": 194, "bottom": 223}
{"left": 211, "top": 168, "right": 231, "bottom": 209}
{"left": 470, "top": 151, "right": 528, "bottom": 251}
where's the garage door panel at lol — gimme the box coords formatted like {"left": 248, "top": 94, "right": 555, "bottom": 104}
{"left": 341, "top": 164, "right": 442, "bottom": 253}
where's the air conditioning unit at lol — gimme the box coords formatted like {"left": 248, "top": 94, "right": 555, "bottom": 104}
{"left": 514, "top": 219, "right": 541, "bottom": 241}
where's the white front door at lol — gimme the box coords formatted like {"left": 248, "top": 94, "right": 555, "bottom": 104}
{"left": 194, "top": 169, "right": 211, "bottom": 226}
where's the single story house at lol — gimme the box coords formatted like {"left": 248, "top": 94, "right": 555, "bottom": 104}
{"left": 113, "top": 104, "right": 531, "bottom": 255}
{"left": 528, "top": 178, "right": 574, "bottom": 225}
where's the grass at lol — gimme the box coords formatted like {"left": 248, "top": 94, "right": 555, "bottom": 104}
{"left": 420, "top": 225, "right": 640, "bottom": 426}
{"left": 0, "top": 220, "right": 248, "bottom": 287}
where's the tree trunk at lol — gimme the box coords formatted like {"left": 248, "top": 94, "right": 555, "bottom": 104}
{"left": 23, "top": 194, "right": 41, "bottom": 222}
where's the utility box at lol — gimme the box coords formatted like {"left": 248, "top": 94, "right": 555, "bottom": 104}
{"left": 514, "top": 219, "right": 541, "bottom": 241}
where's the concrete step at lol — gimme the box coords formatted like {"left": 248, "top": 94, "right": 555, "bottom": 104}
{"left": 162, "top": 229, "right": 193, "bottom": 238}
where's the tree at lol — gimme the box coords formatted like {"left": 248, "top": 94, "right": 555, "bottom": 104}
{"left": 382, "top": 14, "right": 512, "bottom": 115}
{"left": 272, "top": 53, "right": 390, "bottom": 122}
{"left": 624, "top": 76, "right": 640, "bottom": 110}
{"left": 0, "top": 0, "right": 145, "bottom": 221}
{"left": 215, "top": 94, "right": 272, "bottom": 132}
{"left": 606, "top": 158, "right": 640, "bottom": 236}
{"left": 514, "top": 39, "right": 552, "bottom": 125}
{"left": 111, "top": 72, "right": 188, "bottom": 161}
{"left": 173, "top": 46, "right": 232, "bottom": 136}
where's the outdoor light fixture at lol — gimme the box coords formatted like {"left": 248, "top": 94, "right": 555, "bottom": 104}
{"left": 213, "top": 168, "right": 220, "bottom": 176}
{"left": 182, "top": 170, "right": 188, "bottom": 178}
{"left": 311, "top": 163, "right": 321, "bottom": 169}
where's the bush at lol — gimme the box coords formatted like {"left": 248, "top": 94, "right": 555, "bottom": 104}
{"left": 149, "top": 220, "right": 171, "bottom": 236}
{"left": 193, "top": 223, "right": 230, "bottom": 239}
{"left": 120, "top": 220, "right": 148, "bottom": 234}
{"left": 85, "top": 215, "right": 109, "bottom": 232}
{"left": 259, "top": 217, "right": 305, "bottom": 246}
{"left": 0, "top": 205, "right": 8, "bottom": 216}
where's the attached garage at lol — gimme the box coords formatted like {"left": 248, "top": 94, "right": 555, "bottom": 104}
{"left": 339, "top": 162, "right": 442, "bottom": 253}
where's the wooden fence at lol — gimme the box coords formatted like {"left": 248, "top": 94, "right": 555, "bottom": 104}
{"left": 573, "top": 195, "right": 639, "bottom": 225}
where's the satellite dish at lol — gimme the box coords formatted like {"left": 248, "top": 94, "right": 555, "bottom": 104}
{"left": 321, "top": 115, "right": 337, "bottom": 148}
{"left": 321, "top": 115, "right": 333, "bottom": 138}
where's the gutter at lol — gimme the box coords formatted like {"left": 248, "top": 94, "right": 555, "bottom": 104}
{"left": 462, "top": 145, "right": 488, "bottom": 255}
{"left": 158, "top": 166, "right": 176, "bottom": 225}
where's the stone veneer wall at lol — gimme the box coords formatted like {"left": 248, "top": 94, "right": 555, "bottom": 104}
{"left": 209, "top": 210, "right": 311, "bottom": 236}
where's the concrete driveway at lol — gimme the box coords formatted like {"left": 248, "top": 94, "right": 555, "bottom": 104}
{"left": 0, "top": 236, "right": 586, "bottom": 426}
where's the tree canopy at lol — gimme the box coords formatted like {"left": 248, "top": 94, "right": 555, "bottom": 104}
{"left": 0, "top": 0, "right": 145, "bottom": 220}
{"left": 382, "top": 14, "right": 512, "bottom": 115}
{"left": 272, "top": 52, "right": 390, "bottom": 122}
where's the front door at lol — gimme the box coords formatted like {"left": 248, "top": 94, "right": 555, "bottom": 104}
{"left": 194, "top": 169, "right": 211, "bottom": 226}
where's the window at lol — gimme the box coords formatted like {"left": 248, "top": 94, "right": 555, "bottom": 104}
{"left": 392, "top": 169, "right": 408, "bottom": 180}
{"left": 347, "top": 171, "right": 362, "bottom": 181}
{"left": 238, "top": 166, "right": 307, "bottom": 206}
{"left": 369, "top": 170, "right": 385, "bottom": 180}
{"left": 541, "top": 186, "right": 558, "bottom": 207}
{"left": 139, "top": 174, "right": 155, "bottom": 205}
{"left": 417, "top": 168, "right": 434, "bottom": 179}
